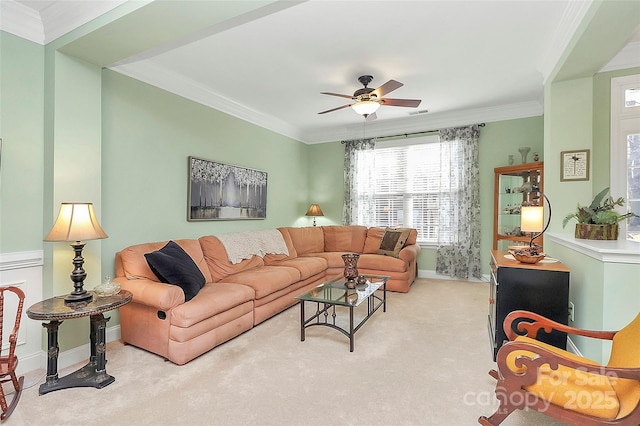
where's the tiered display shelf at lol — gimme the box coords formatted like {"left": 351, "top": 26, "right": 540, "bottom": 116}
{"left": 493, "top": 161, "right": 544, "bottom": 250}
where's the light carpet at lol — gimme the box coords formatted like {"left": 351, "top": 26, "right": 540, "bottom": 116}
{"left": 8, "top": 279, "right": 566, "bottom": 425}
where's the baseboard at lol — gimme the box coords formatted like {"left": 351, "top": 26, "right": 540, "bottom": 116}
{"left": 418, "top": 269, "right": 489, "bottom": 283}
{"left": 20, "top": 324, "right": 122, "bottom": 375}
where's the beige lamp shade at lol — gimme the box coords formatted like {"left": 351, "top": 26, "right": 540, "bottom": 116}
{"left": 44, "top": 203, "right": 108, "bottom": 242}
{"left": 305, "top": 204, "right": 324, "bottom": 217}
{"left": 520, "top": 206, "right": 544, "bottom": 233}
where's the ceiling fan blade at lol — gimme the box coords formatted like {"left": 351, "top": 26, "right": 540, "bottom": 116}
{"left": 380, "top": 98, "right": 422, "bottom": 108}
{"left": 318, "top": 104, "right": 352, "bottom": 114}
{"left": 365, "top": 112, "right": 377, "bottom": 121}
{"left": 372, "top": 80, "right": 403, "bottom": 98}
{"left": 320, "top": 92, "right": 354, "bottom": 99}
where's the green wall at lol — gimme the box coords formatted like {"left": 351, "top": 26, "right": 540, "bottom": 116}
{"left": 541, "top": 0, "right": 640, "bottom": 363}
{"left": 306, "top": 116, "right": 545, "bottom": 275}
{"left": 101, "top": 70, "right": 311, "bottom": 278}
{"left": 0, "top": 32, "right": 45, "bottom": 253}
{"left": 478, "top": 117, "right": 544, "bottom": 274}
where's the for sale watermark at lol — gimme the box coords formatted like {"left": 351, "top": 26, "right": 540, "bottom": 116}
{"left": 464, "top": 367, "right": 619, "bottom": 413}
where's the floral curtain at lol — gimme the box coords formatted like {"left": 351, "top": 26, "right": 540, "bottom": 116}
{"left": 435, "top": 125, "right": 482, "bottom": 279}
{"left": 343, "top": 138, "right": 376, "bottom": 225}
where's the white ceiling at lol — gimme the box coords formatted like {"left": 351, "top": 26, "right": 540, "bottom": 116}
{"left": 3, "top": 0, "right": 640, "bottom": 143}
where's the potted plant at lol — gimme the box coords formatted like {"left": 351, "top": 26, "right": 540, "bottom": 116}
{"left": 562, "top": 187, "right": 638, "bottom": 240}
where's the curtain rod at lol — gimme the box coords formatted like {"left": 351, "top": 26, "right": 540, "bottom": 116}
{"left": 341, "top": 123, "right": 485, "bottom": 143}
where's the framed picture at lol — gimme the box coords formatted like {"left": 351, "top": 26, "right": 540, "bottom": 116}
{"left": 560, "top": 149, "right": 590, "bottom": 182}
{"left": 188, "top": 156, "right": 267, "bottom": 221}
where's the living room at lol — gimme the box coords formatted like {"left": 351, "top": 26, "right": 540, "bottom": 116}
{"left": 1, "top": 0, "right": 639, "bottom": 424}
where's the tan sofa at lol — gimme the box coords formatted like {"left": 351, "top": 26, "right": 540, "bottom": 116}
{"left": 114, "top": 225, "right": 420, "bottom": 365}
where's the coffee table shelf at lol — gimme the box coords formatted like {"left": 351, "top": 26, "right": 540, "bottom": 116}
{"left": 295, "top": 274, "right": 389, "bottom": 352}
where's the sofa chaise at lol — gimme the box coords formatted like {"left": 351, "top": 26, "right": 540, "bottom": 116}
{"left": 114, "top": 225, "right": 420, "bottom": 365}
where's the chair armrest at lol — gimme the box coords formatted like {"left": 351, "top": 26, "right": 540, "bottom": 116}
{"left": 504, "top": 310, "right": 617, "bottom": 342}
{"left": 114, "top": 277, "right": 185, "bottom": 311}
{"left": 496, "top": 339, "right": 640, "bottom": 387}
{"left": 398, "top": 244, "right": 420, "bottom": 263}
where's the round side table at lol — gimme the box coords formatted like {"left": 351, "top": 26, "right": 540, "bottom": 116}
{"left": 27, "top": 290, "right": 132, "bottom": 395}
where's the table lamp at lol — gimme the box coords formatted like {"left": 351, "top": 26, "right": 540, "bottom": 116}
{"left": 520, "top": 193, "right": 551, "bottom": 248}
{"left": 305, "top": 204, "right": 324, "bottom": 226}
{"left": 44, "top": 203, "right": 108, "bottom": 303}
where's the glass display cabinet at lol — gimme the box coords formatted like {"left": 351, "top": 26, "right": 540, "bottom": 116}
{"left": 493, "top": 161, "right": 544, "bottom": 250}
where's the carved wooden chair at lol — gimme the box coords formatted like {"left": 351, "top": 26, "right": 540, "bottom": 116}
{"left": 479, "top": 310, "right": 640, "bottom": 425}
{"left": 0, "top": 286, "right": 25, "bottom": 421}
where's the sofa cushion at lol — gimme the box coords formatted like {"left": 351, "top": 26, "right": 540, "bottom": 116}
{"left": 171, "top": 282, "right": 255, "bottom": 328}
{"left": 263, "top": 228, "right": 298, "bottom": 264}
{"left": 220, "top": 265, "right": 300, "bottom": 299}
{"left": 118, "top": 239, "right": 213, "bottom": 283}
{"left": 268, "top": 256, "right": 327, "bottom": 280}
{"left": 322, "top": 225, "right": 367, "bottom": 253}
{"left": 377, "top": 227, "right": 412, "bottom": 257}
{"left": 144, "top": 241, "right": 206, "bottom": 302}
{"left": 357, "top": 253, "right": 408, "bottom": 273}
{"left": 301, "top": 251, "right": 347, "bottom": 269}
{"left": 286, "top": 226, "right": 324, "bottom": 255}
{"left": 363, "top": 227, "right": 386, "bottom": 254}
{"left": 199, "top": 236, "right": 264, "bottom": 282}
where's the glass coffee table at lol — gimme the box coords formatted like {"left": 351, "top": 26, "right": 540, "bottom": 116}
{"left": 295, "top": 274, "right": 389, "bottom": 352}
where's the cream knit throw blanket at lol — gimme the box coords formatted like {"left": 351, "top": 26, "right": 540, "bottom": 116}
{"left": 216, "top": 229, "right": 289, "bottom": 264}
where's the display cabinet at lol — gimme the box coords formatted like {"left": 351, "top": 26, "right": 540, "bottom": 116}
{"left": 493, "top": 161, "right": 544, "bottom": 250}
{"left": 488, "top": 250, "right": 569, "bottom": 361}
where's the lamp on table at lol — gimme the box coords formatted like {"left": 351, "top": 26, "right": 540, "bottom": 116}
{"left": 305, "top": 204, "right": 324, "bottom": 227}
{"left": 44, "top": 203, "right": 108, "bottom": 304}
{"left": 520, "top": 193, "right": 551, "bottom": 248}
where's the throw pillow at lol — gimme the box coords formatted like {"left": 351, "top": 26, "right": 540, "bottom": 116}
{"left": 144, "top": 240, "right": 205, "bottom": 301}
{"left": 376, "top": 227, "right": 411, "bottom": 257}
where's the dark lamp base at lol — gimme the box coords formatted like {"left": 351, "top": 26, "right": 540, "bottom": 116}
{"left": 64, "top": 291, "right": 93, "bottom": 304}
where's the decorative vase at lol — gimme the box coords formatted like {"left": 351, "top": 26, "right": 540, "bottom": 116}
{"left": 533, "top": 152, "right": 539, "bottom": 161}
{"left": 508, "top": 155, "right": 514, "bottom": 165}
{"left": 518, "top": 147, "right": 531, "bottom": 164}
{"left": 575, "top": 224, "right": 619, "bottom": 240}
{"left": 342, "top": 253, "right": 360, "bottom": 287}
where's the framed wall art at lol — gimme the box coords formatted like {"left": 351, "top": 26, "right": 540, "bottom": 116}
{"left": 188, "top": 156, "right": 267, "bottom": 221}
{"left": 560, "top": 149, "right": 590, "bottom": 182}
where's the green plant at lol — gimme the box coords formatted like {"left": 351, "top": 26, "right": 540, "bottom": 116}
{"left": 562, "top": 187, "right": 638, "bottom": 228}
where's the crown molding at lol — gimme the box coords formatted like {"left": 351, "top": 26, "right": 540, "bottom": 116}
{"left": 539, "top": 0, "right": 593, "bottom": 84}
{"left": 110, "top": 61, "right": 304, "bottom": 142}
{"left": 111, "top": 60, "right": 542, "bottom": 145}
{"left": 599, "top": 40, "right": 640, "bottom": 73}
{"left": 0, "top": 0, "right": 44, "bottom": 44}
{"left": 39, "top": 0, "right": 127, "bottom": 44}
{"left": 302, "top": 101, "right": 544, "bottom": 144}
{"left": 0, "top": 0, "right": 126, "bottom": 45}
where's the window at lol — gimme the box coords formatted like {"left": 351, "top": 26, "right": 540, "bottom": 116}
{"left": 611, "top": 75, "right": 640, "bottom": 241}
{"left": 364, "top": 135, "right": 450, "bottom": 245}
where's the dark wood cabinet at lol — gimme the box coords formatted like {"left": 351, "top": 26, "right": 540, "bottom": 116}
{"left": 488, "top": 250, "right": 570, "bottom": 361}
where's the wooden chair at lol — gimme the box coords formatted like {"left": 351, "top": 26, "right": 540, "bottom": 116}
{"left": 0, "top": 286, "right": 25, "bottom": 421}
{"left": 479, "top": 310, "right": 640, "bottom": 425}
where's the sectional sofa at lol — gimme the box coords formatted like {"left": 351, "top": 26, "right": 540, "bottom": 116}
{"left": 114, "top": 225, "right": 420, "bottom": 365}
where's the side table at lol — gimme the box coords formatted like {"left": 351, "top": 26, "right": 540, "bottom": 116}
{"left": 27, "top": 290, "right": 132, "bottom": 395}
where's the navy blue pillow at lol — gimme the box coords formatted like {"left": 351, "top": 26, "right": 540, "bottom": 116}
{"left": 144, "top": 241, "right": 205, "bottom": 302}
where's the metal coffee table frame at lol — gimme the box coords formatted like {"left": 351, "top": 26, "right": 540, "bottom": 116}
{"left": 295, "top": 274, "right": 389, "bottom": 352}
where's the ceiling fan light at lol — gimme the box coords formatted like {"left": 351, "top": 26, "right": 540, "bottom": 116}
{"left": 351, "top": 100, "right": 380, "bottom": 116}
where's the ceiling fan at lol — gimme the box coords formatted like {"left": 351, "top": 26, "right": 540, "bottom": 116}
{"left": 318, "top": 75, "right": 421, "bottom": 119}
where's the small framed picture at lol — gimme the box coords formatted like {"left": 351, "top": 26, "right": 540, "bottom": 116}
{"left": 560, "top": 149, "right": 590, "bottom": 181}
